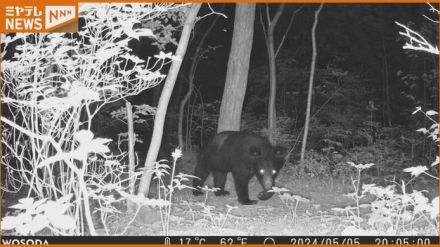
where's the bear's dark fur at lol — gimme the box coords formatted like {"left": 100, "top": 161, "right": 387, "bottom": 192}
{"left": 193, "top": 131, "right": 285, "bottom": 205}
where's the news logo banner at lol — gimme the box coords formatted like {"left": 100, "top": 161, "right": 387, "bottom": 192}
{"left": 0, "top": 1, "right": 77, "bottom": 32}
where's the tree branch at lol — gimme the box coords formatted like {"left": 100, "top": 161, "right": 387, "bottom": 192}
{"left": 270, "top": 3, "right": 285, "bottom": 29}
{"left": 395, "top": 21, "right": 439, "bottom": 55}
{"left": 1, "top": 116, "right": 80, "bottom": 174}
{"left": 275, "top": 5, "right": 304, "bottom": 58}
{"left": 197, "top": 3, "right": 227, "bottom": 21}
{"left": 265, "top": 3, "right": 271, "bottom": 24}
{"left": 259, "top": 5, "right": 268, "bottom": 43}
{"left": 423, "top": 3, "right": 439, "bottom": 23}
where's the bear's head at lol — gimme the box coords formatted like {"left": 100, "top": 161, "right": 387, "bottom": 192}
{"left": 254, "top": 145, "right": 286, "bottom": 201}
{"left": 249, "top": 145, "right": 280, "bottom": 190}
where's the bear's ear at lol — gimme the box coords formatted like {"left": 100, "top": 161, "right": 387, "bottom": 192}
{"left": 274, "top": 146, "right": 286, "bottom": 158}
{"left": 249, "top": 146, "right": 261, "bottom": 157}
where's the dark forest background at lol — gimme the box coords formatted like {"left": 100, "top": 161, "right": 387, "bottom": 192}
{"left": 93, "top": 4, "right": 438, "bottom": 174}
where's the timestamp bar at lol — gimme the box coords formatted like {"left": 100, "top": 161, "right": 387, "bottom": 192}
{"left": 0, "top": 236, "right": 438, "bottom": 244}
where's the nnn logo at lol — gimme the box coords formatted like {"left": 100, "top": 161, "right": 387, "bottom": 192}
{"left": 45, "top": 6, "right": 76, "bottom": 29}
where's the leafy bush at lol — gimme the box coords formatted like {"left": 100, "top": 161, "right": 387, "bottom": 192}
{"left": 334, "top": 162, "right": 438, "bottom": 235}
{"left": 2, "top": 195, "right": 75, "bottom": 235}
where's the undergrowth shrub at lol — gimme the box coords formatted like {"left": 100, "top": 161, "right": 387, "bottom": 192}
{"left": 348, "top": 140, "right": 414, "bottom": 181}
{"left": 270, "top": 187, "right": 310, "bottom": 224}
{"left": 334, "top": 162, "right": 438, "bottom": 236}
{"left": 149, "top": 149, "right": 196, "bottom": 235}
{"left": 301, "top": 150, "right": 353, "bottom": 181}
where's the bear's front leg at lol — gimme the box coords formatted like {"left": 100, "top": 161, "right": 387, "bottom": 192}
{"left": 192, "top": 160, "right": 211, "bottom": 196}
{"left": 233, "top": 175, "right": 257, "bottom": 205}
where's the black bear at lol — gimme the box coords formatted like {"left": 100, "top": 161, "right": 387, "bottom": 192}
{"left": 193, "top": 131, "right": 285, "bottom": 205}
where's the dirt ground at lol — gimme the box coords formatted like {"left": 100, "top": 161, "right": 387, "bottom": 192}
{"left": 101, "top": 151, "right": 438, "bottom": 236}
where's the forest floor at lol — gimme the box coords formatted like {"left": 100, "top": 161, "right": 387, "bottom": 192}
{"left": 101, "top": 151, "right": 438, "bottom": 236}
{"left": 1, "top": 151, "right": 437, "bottom": 236}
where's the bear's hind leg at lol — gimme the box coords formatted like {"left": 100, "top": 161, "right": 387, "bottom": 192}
{"left": 213, "top": 171, "right": 230, "bottom": 196}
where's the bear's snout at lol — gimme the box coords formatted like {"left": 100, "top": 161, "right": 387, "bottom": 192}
{"left": 262, "top": 175, "right": 274, "bottom": 190}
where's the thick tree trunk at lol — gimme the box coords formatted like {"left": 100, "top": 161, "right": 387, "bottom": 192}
{"left": 137, "top": 4, "right": 202, "bottom": 196}
{"left": 300, "top": 4, "right": 324, "bottom": 165}
{"left": 218, "top": 3, "right": 256, "bottom": 132}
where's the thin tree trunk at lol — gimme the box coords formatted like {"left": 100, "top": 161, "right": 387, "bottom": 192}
{"left": 264, "top": 4, "right": 284, "bottom": 144}
{"left": 300, "top": 4, "right": 324, "bottom": 165}
{"left": 185, "top": 100, "right": 191, "bottom": 148}
{"left": 382, "top": 72, "right": 386, "bottom": 126}
{"left": 126, "top": 101, "right": 136, "bottom": 195}
{"left": 78, "top": 171, "right": 96, "bottom": 235}
{"left": 187, "top": 95, "right": 196, "bottom": 150}
{"left": 274, "top": 6, "right": 303, "bottom": 58}
{"left": 178, "top": 6, "right": 224, "bottom": 149}
{"left": 260, "top": 4, "right": 302, "bottom": 144}
{"left": 137, "top": 4, "right": 202, "bottom": 196}
{"left": 218, "top": 3, "right": 256, "bottom": 132}
{"left": 178, "top": 72, "right": 194, "bottom": 149}
{"left": 268, "top": 36, "right": 277, "bottom": 144}
{"left": 382, "top": 42, "right": 392, "bottom": 127}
